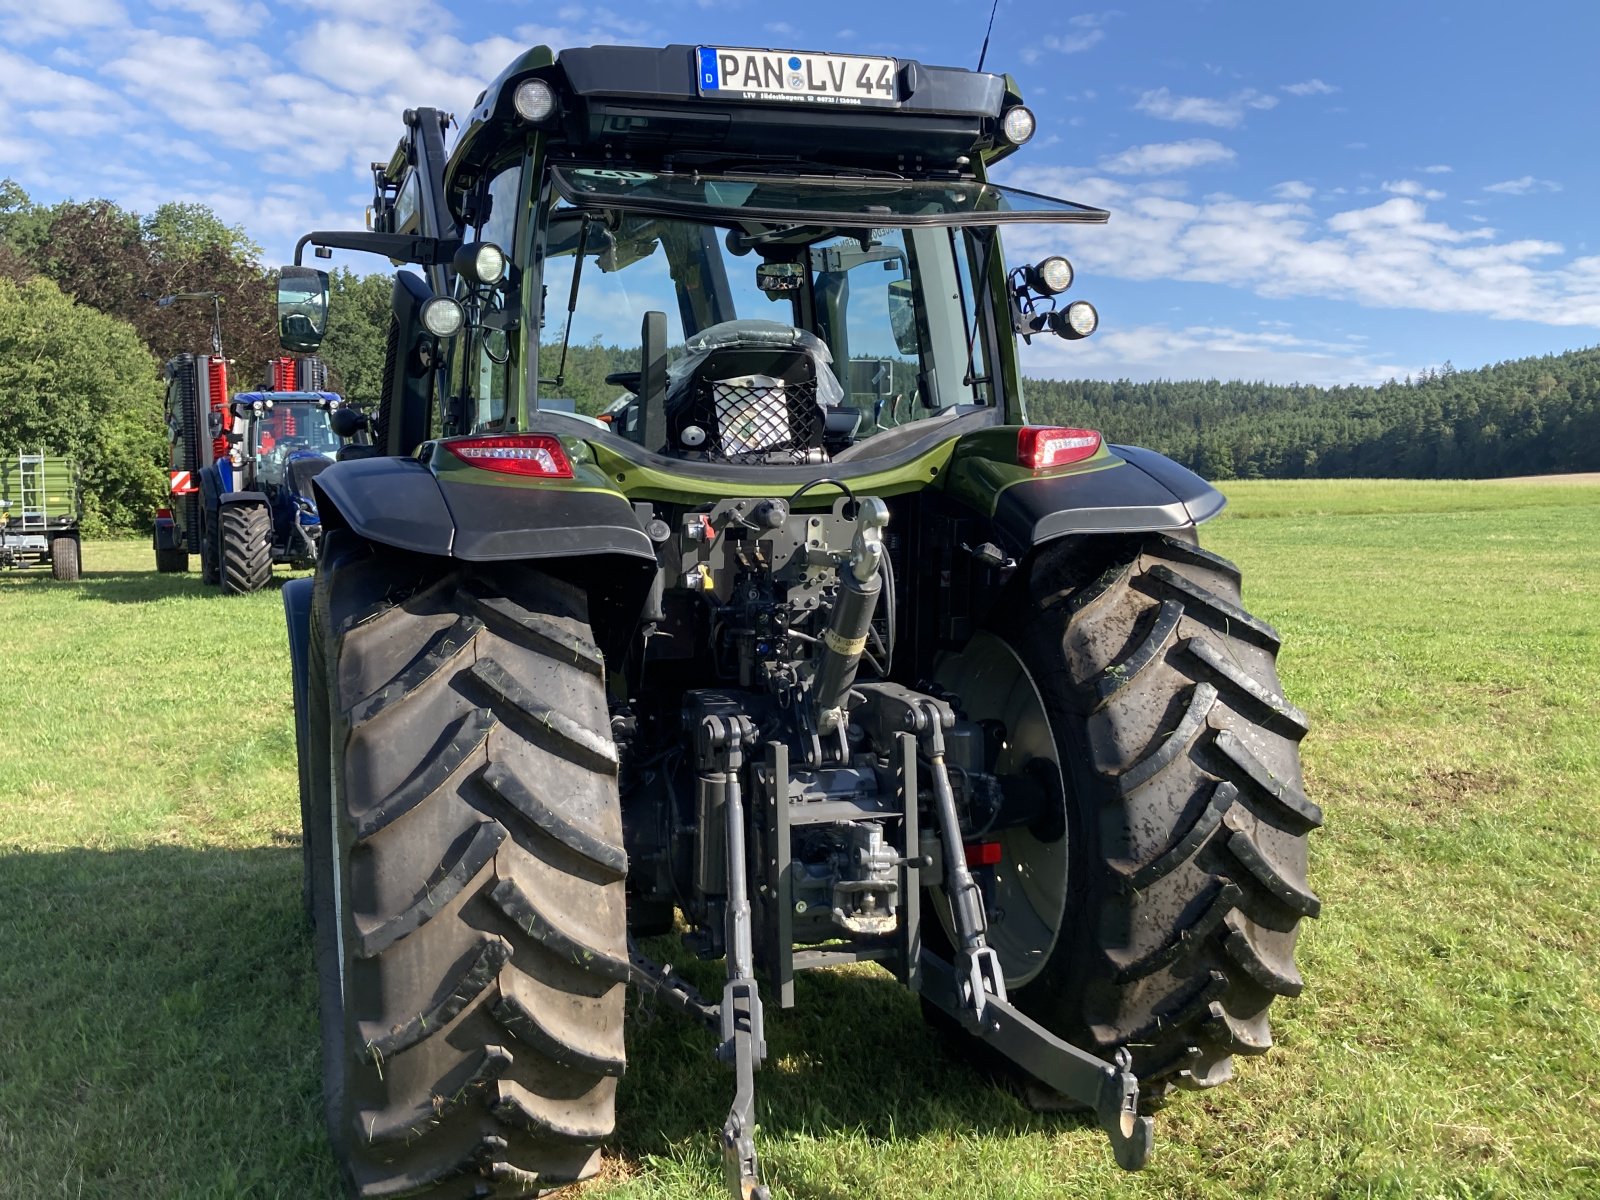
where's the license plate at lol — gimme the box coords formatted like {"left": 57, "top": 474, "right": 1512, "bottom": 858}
{"left": 696, "top": 47, "right": 899, "bottom": 106}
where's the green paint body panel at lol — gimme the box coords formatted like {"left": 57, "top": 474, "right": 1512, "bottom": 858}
{"left": 0, "top": 454, "right": 82, "bottom": 528}
{"left": 418, "top": 426, "right": 1161, "bottom": 536}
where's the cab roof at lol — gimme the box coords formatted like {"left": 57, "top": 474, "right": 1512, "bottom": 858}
{"left": 445, "top": 44, "right": 1029, "bottom": 214}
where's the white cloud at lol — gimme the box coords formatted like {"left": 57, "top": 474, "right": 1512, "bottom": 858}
{"left": 1383, "top": 178, "right": 1445, "bottom": 201}
{"left": 1020, "top": 320, "right": 1409, "bottom": 386}
{"left": 999, "top": 164, "right": 1599, "bottom": 328}
{"left": 1045, "top": 29, "right": 1103, "bottom": 53}
{"left": 149, "top": 0, "right": 268, "bottom": 38}
{"left": 1421, "top": 164, "right": 1453, "bottom": 174}
{"left": 0, "top": 49, "right": 121, "bottom": 109}
{"left": 1098, "top": 138, "right": 1235, "bottom": 175}
{"left": 1271, "top": 180, "right": 1315, "bottom": 201}
{"left": 1483, "top": 176, "right": 1562, "bottom": 195}
{"left": 764, "top": 21, "right": 796, "bottom": 36}
{"left": 1134, "top": 87, "right": 1278, "bottom": 128}
{"left": 0, "top": 0, "right": 125, "bottom": 42}
{"left": 1282, "top": 78, "right": 1337, "bottom": 96}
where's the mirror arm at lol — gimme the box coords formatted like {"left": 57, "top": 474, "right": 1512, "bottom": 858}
{"left": 294, "top": 230, "right": 463, "bottom": 267}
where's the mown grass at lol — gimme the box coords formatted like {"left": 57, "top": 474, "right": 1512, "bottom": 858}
{"left": 1, "top": 479, "right": 1597, "bottom": 1199}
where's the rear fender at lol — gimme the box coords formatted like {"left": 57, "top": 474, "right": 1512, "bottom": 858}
{"left": 943, "top": 429, "right": 1225, "bottom": 556}
{"left": 282, "top": 577, "right": 315, "bottom": 819}
{"left": 311, "top": 452, "right": 658, "bottom": 628}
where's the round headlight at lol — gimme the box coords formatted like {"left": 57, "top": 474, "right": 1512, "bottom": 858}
{"left": 420, "top": 297, "right": 466, "bottom": 339}
{"left": 455, "top": 241, "right": 506, "bottom": 286}
{"left": 1001, "top": 105, "right": 1036, "bottom": 145}
{"left": 513, "top": 79, "right": 557, "bottom": 123}
{"left": 1058, "top": 300, "right": 1099, "bottom": 340}
{"left": 1030, "top": 256, "right": 1073, "bottom": 295}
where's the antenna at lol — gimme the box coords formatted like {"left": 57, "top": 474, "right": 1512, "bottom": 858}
{"left": 976, "top": 0, "right": 1001, "bottom": 72}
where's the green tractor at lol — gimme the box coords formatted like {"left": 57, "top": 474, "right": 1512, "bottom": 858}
{"left": 1, "top": 451, "right": 82, "bottom": 581}
{"left": 280, "top": 42, "right": 1318, "bottom": 1200}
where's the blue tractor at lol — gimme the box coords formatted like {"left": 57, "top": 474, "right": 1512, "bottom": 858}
{"left": 197, "top": 361, "right": 361, "bottom": 592}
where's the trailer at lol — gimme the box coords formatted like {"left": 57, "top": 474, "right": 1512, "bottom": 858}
{"left": 0, "top": 451, "right": 82, "bottom": 581}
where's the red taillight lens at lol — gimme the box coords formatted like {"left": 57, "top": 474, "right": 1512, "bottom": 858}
{"left": 964, "top": 840, "right": 1003, "bottom": 868}
{"left": 1018, "top": 426, "right": 1102, "bottom": 471}
{"left": 444, "top": 434, "right": 573, "bottom": 479}
{"left": 156, "top": 507, "right": 172, "bottom": 521}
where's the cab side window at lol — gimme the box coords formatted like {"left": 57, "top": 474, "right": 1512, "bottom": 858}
{"left": 462, "top": 160, "right": 523, "bottom": 433}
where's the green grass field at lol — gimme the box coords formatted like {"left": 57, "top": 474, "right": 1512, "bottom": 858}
{"left": 2, "top": 478, "right": 1597, "bottom": 1199}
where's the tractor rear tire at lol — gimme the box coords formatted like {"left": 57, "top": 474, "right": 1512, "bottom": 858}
{"left": 931, "top": 532, "right": 1319, "bottom": 1095}
{"left": 307, "top": 533, "right": 627, "bottom": 1199}
{"left": 220, "top": 503, "right": 272, "bottom": 594}
{"left": 155, "top": 546, "right": 189, "bottom": 574}
{"left": 49, "top": 536, "right": 80, "bottom": 581}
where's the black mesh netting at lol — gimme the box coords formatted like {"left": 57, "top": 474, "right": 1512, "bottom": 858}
{"left": 686, "top": 376, "right": 822, "bottom": 462}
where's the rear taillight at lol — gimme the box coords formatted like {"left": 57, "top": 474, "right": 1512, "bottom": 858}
{"left": 444, "top": 434, "right": 573, "bottom": 479}
{"left": 156, "top": 507, "right": 172, "bottom": 521}
{"left": 1018, "top": 426, "right": 1102, "bottom": 471}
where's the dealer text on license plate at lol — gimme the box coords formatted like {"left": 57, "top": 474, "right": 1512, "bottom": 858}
{"left": 697, "top": 48, "right": 899, "bottom": 106}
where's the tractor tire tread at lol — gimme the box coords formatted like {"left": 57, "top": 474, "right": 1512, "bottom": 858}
{"left": 220, "top": 503, "right": 271, "bottom": 594}
{"left": 318, "top": 554, "right": 625, "bottom": 1198}
{"left": 965, "top": 531, "right": 1317, "bottom": 1096}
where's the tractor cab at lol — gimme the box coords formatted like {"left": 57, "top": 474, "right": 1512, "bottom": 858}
{"left": 281, "top": 44, "right": 1107, "bottom": 464}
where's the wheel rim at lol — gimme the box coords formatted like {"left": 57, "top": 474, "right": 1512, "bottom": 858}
{"left": 933, "top": 631, "right": 1067, "bottom": 988}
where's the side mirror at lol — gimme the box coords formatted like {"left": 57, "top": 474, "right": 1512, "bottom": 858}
{"left": 278, "top": 266, "right": 330, "bottom": 353}
{"left": 329, "top": 407, "right": 370, "bottom": 440}
{"left": 888, "top": 279, "right": 919, "bottom": 357}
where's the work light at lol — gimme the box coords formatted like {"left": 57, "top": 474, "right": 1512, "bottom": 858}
{"left": 1001, "top": 105, "right": 1036, "bottom": 145}
{"left": 420, "top": 297, "right": 466, "bottom": 338}
{"left": 454, "top": 241, "right": 506, "bottom": 286}
{"left": 1026, "top": 256, "right": 1073, "bottom": 295}
{"left": 514, "top": 79, "right": 557, "bottom": 123}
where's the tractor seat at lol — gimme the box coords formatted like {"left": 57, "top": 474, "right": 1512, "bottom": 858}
{"left": 664, "top": 320, "right": 845, "bottom": 463}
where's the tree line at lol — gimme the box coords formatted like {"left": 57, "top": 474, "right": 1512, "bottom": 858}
{"left": 2, "top": 175, "right": 1594, "bottom": 532}
{"left": 1023, "top": 353, "right": 1600, "bottom": 480}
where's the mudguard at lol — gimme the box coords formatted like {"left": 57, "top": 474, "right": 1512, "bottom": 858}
{"left": 311, "top": 454, "right": 656, "bottom": 564}
{"left": 152, "top": 517, "right": 183, "bottom": 552}
{"left": 282, "top": 577, "right": 314, "bottom": 828}
{"left": 990, "top": 446, "right": 1224, "bottom": 553}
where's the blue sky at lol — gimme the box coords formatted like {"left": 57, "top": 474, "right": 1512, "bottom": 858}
{"left": 2, "top": 0, "right": 1596, "bottom": 385}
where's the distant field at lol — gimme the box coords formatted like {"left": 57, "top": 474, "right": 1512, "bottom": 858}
{"left": 1, "top": 478, "right": 1597, "bottom": 1199}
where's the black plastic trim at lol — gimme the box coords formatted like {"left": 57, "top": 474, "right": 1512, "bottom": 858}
{"left": 1113, "top": 444, "right": 1229, "bottom": 526}
{"left": 991, "top": 446, "right": 1225, "bottom": 554}
{"left": 438, "top": 478, "right": 655, "bottom": 563}
{"left": 313, "top": 457, "right": 456, "bottom": 557}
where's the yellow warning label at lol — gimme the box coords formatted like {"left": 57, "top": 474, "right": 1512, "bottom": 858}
{"left": 823, "top": 629, "right": 868, "bottom": 656}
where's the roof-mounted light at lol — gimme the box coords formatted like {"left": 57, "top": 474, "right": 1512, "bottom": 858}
{"left": 1018, "top": 426, "right": 1102, "bottom": 471}
{"left": 1001, "top": 105, "right": 1036, "bottom": 145}
{"left": 513, "top": 79, "right": 557, "bottom": 123}
{"left": 444, "top": 434, "right": 574, "bottom": 479}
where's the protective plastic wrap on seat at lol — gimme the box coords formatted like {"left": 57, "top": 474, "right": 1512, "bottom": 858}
{"left": 666, "top": 320, "right": 845, "bottom": 407}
